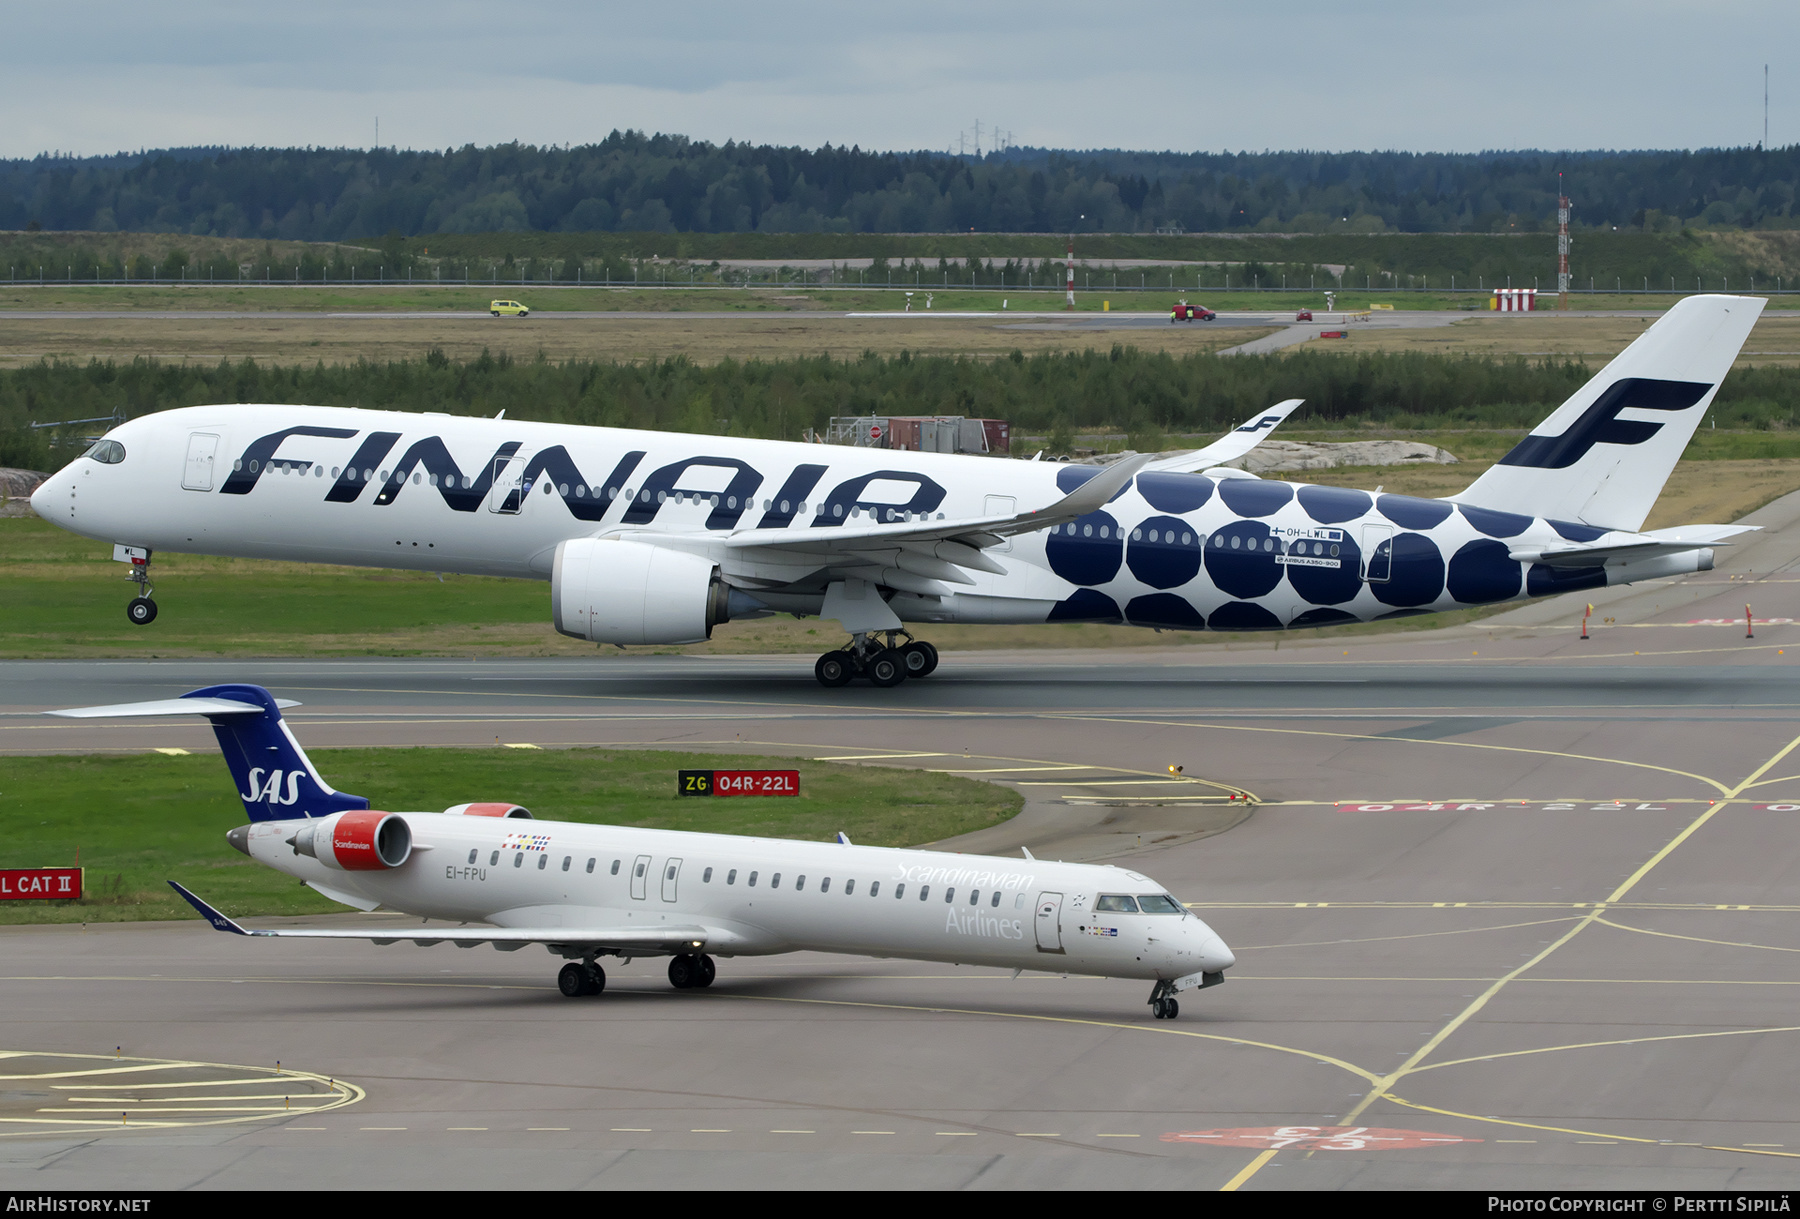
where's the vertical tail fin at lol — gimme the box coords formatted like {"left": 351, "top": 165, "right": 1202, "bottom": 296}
{"left": 47, "top": 684, "right": 367, "bottom": 822}
{"left": 1450, "top": 294, "right": 1764, "bottom": 530}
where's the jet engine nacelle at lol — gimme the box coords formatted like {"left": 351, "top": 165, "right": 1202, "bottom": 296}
{"left": 552, "top": 538, "right": 730, "bottom": 645}
{"left": 288, "top": 810, "right": 413, "bottom": 871}
{"left": 443, "top": 802, "right": 533, "bottom": 819}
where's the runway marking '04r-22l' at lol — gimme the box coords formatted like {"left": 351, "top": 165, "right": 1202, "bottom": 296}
{"left": 1165, "top": 1126, "right": 1478, "bottom": 1151}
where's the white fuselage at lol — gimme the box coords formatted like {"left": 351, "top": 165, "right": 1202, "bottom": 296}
{"left": 240, "top": 812, "right": 1236, "bottom": 982}
{"left": 34, "top": 403, "right": 1701, "bottom": 634}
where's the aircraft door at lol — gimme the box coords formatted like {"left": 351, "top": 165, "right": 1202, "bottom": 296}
{"left": 984, "top": 496, "right": 1015, "bottom": 552}
{"left": 1360, "top": 523, "right": 1394, "bottom": 583}
{"left": 1034, "top": 891, "right": 1066, "bottom": 954}
{"left": 661, "top": 857, "right": 682, "bottom": 902}
{"left": 488, "top": 454, "right": 527, "bottom": 514}
{"left": 630, "top": 854, "right": 651, "bottom": 900}
{"left": 182, "top": 433, "right": 220, "bottom": 491}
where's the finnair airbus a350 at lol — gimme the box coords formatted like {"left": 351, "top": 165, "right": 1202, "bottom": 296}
{"left": 32, "top": 295, "right": 1762, "bottom": 684}
{"left": 51, "top": 686, "right": 1234, "bottom": 1018}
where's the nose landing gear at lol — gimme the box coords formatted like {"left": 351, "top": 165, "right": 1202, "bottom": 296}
{"left": 122, "top": 549, "right": 157, "bottom": 625}
{"left": 812, "top": 631, "right": 939, "bottom": 688}
{"left": 1148, "top": 979, "right": 1181, "bottom": 1020}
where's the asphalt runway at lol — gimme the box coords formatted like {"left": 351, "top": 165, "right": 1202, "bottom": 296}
{"left": 6, "top": 496, "right": 1800, "bottom": 1189}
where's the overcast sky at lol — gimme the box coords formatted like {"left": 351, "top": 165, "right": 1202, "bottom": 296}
{"left": 2, "top": 1, "right": 1793, "bottom": 159}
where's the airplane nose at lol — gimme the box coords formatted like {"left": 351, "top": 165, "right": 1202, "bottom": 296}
{"left": 1190, "top": 919, "right": 1235, "bottom": 972}
{"left": 28, "top": 474, "right": 56, "bottom": 518}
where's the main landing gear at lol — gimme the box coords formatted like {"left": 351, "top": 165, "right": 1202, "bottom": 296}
{"left": 1148, "top": 979, "right": 1181, "bottom": 1020}
{"left": 813, "top": 631, "right": 939, "bottom": 688}
{"left": 557, "top": 960, "right": 607, "bottom": 997}
{"left": 125, "top": 551, "right": 157, "bottom": 625}
{"left": 668, "top": 953, "right": 716, "bottom": 990}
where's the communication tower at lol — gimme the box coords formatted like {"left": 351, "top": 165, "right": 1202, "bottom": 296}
{"left": 1065, "top": 236, "right": 1076, "bottom": 311}
{"left": 1556, "top": 175, "right": 1571, "bottom": 311}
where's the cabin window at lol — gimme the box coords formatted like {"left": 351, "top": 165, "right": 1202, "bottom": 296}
{"left": 1137, "top": 894, "right": 1184, "bottom": 914}
{"left": 795, "top": 875, "right": 806, "bottom": 891}
{"left": 820, "top": 878, "right": 831, "bottom": 893}
{"left": 747, "top": 871, "right": 758, "bottom": 887}
{"left": 467, "top": 849, "right": 477, "bottom": 865}
{"left": 944, "top": 887, "right": 955, "bottom": 903}
{"left": 843, "top": 879, "right": 853, "bottom": 895}
{"left": 610, "top": 859, "right": 621, "bottom": 875}
{"left": 991, "top": 891, "right": 1002, "bottom": 907}
{"left": 727, "top": 869, "right": 737, "bottom": 885}
{"left": 586, "top": 858, "right": 596, "bottom": 873}
{"left": 893, "top": 883, "right": 904, "bottom": 899}
{"left": 771, "top": 873, "right": 781, "bottom": 889}
{"left": 703, "top": 867, "right": 713, "bottom": 882}
{"left": 666, "top": 864, "right": 676, "bottom": 881}
{"left": 514, "top": 852, "right": 523, "bottom": 868}
{"left": 490, "top": 851, "right": 499, "bottom": 866}
{"left": 1015, "top": 894, "right": 1026, "bottom": 909}
{"left": 538, "top": 855, "right": 547, "bottom": 870}
{"left": 867, "top": 880, "right": 877, "bottom": 897}
{"left": 919, "top": 885, "right": 929, "bottom": 901}
{"left": 1094, "top": 895, "right": 1140, "bottom": 913}
{"left": 969, "top": 889, "right": 980, "bottom": 906}
{"left": 635, "top": 861, "right": 646, "bottom": 878}
{"left": 561, "top": 856, "right": 570, "bottom": 872}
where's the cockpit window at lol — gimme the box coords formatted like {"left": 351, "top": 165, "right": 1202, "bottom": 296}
{"left": 1137, "top": 895, "right": 1185, "bottom": 914}
{"left": 1094, "top": 895, "right": 1140, "bottom": 913}
{"left": 83, "top": 439, "right": 126, "bottom": 464}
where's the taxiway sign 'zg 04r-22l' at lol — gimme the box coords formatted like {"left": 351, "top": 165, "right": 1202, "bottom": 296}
{"left": 49, "top": 687, "right": 1234, "bottom": 1018}
{"left": 32, "top": 296, "right": 1763, "bottom": 686}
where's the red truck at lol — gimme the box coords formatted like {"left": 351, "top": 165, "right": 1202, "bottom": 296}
{"left": 1170, "top": 301, "right": 1216, "bottom": 322}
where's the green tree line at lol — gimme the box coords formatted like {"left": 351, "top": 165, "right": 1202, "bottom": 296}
{"left": 6, "top": 134, "right": 1800, "bottom": 241}
{"left": 5, "top": 347, "right": 1797, "bottom": 472}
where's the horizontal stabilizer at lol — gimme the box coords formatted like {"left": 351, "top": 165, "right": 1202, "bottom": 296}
{"left": 49, "top": 696, "right": 301, "bottom": 718}
{"left": 1509, "top": 523, "right": 1757, "bottom": 568}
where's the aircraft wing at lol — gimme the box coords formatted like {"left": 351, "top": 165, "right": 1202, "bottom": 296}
{"left": 171, "top": 882, "right": 713, "bottom": 954}
{"left": 1139, "top": 399, "right": 1303, "bottom": 473}
{"left": 1508, "top": 524, "right": 1757, "bottom": 568}
{"left": 703, "top": 451, "right": 1157, "bottom": 595}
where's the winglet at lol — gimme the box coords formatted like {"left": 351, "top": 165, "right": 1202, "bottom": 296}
{"left": 167, "top": 881, "right": 256, "bottom": 935}
{"left": 1021, "top": 846, "right": 1035, "bottom": 860}
{"left": 1143, "top": 399, "right": 1304, "bottom": 474}
{"left": 835, "top": 831, "right": 852, "bottom": 845}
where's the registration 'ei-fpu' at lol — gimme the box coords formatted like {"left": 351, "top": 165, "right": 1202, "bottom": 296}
{"left": 49, "top": 687, "right": 1234, "bottom": 1018}
{"left": 30, "top": 295, "right": 1766, "bottom": 685}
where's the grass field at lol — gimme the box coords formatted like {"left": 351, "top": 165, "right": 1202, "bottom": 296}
{"left": 7, "top": 431, "right": 1797, "bottom": 657}
{"left": 1319, "top": 312, "right": 1800, "bottom": 366}
{"left": 0, "top": 746, "right": 1023, "bottom": 924}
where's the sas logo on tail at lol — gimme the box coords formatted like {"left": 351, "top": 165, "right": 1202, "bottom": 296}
{"left": 240, "top": 768, "right": 303, "bottom": 806}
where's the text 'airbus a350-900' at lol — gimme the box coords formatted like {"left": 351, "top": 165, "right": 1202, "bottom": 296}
{"left": 49, "top": 687, "right": 1233, "bottom": 1018}
{"left": 32, "top": 296, "right": 1763, "bottom": 685}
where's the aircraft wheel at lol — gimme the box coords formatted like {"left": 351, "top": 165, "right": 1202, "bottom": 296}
{"left": 694, "top": 955, "right": 716, "bottom": 988}
{"left": 127, "top": 597, "right": 157, "bottom": 626}
{"left": 901, "top": 641, "right": 938, "bottom": 677}
{"left": 815, "top": 651, "right": 854, "bottom": 688}
{"left": 866, "top": 649, "right": 907, "bottom": 688}
{"left": 1165, "top": 998, "right": 1178, "bottom": 1019}
{"left": 582, "top": 963, "right": 606, "bottom": 995}
{"left": 668, "top": 954, "right": 697, "bottom": 989}
{"left": 558, "top": 962, "right": 587, "bottom": 998}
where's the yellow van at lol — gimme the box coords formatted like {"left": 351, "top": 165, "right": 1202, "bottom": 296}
{"left": 490, "top": 300, "right": 530, "bottom": 317}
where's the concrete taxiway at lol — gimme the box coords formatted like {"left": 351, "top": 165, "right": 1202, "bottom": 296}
{"left": 5, "top": 496, "right": 1800, "bottom": 1189}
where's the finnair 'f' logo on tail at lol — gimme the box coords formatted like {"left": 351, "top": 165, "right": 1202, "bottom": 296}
{"left": 1498, "top": 377, "right": 1712, "bottom": 470}
{"left": 1235, "top": 415, "right": 1284, "bottom": 434}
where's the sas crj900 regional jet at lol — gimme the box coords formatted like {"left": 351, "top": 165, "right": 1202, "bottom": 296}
{"left": 32, "top": 295, "right": 1762, "bottom": 686}
{"left": 50, "top": 685, "right": 1235, "bottom": 1019}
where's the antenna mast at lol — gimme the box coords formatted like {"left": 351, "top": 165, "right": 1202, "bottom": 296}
{"left": 1557, "top": 174, "right": 1570, "bottom": 311}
